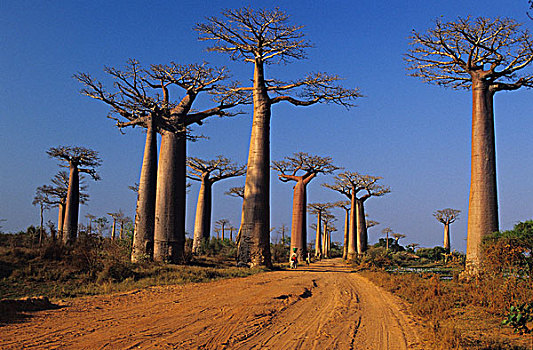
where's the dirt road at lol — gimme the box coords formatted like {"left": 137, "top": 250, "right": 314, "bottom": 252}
{"left": 0, "top": 259, "right": 425, "bottom": 349}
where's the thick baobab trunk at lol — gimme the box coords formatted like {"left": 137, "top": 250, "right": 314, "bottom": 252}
{"left": 356, "top": 199, "right": 368, "bottom": 254}
{"left": 132, "top": 120, "right": 158, "bottom": 262}
{"left": 443, "top": 223, "right": 450, "bottom": 253}
{"left": 238, "top": 60, "right": 272, "bottom": 268}
{"left": 154, "top": 131, "right": 187, "bottom": 263}
{"left": 466, "top": 79, "right": 498, "bottom": 272}
{"left": 192, "top": 177, "right": 212, "bottom": 253}
{"left": 62, "top": 164, "right": 79, "bottom": 244}
{"left": 343, "top": 209, "right": 349, "bottom": 259}
{"left": 315, "top": 212, "right": 322, "bottom": 257}
{"left": 57, "top": 201, "right": 65, "bottom": 242}
{"left": 290, "top": 180, "right": 307, "bottom": 261}
{"left": 347, "top": 191, "right": 357, "bottom": 259}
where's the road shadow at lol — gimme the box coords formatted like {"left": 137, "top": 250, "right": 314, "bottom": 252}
{"left": 0, "top": 297, "right": 62, "bottom": 326}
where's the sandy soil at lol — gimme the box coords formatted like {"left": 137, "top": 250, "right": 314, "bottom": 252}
{"left": 0, "top": 259, "right": 426, "bottom": 349}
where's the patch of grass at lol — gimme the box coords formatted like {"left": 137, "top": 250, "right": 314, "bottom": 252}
{"left": 0, "top": 241, "right": 265, "bottom": 301}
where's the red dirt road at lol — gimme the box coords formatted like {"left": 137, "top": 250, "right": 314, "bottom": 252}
{"left": 0, "top": 259, "right": 425, "bottom": 349}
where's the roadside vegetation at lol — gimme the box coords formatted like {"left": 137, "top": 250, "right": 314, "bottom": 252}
{"left": 0, "top": 229, "right": 265, "bottom": 301}
{"left": 355, "top": 220, "right": 533, "bottom": 349}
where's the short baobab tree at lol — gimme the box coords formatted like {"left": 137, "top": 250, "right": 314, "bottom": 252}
{"left": 187, "top": 156, "right": 246, "bottom": 253}
{"left": 406, "top": 17, "right": 533, "bottom": 272}
{"left": 77, "top": 60, "right": 247, "bottom": 263}
{"left": 392, "top": 233, "right": 406, "bottom": 245}
{"left": 308, "top": 202, "right": 332, "bottom": 258}
{"left": 47, "top": 146, "right": 101, "bottom": 244}
{"left": 324, "top": 172, "right": 390, "bottom": 258}
{"left": 433, "top": 208, "right": 461, "bottom": 253}
{"left": 334, "top": 200, "right": 351, "bottom": 259}
{"left": 272, "top": 152, "right": 338, "bottom": 261}
{"left": 197, "top": 8, "right": 361, "bottom": 268}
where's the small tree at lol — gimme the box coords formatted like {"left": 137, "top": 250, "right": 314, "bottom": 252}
{"left": 85, "top": 213, "right": 96, "bottom": 235}
{"left": 198, "top": 8, "right": 361, "bottom": 267}
{"left": 382, "top": 227, "right": 394, "bottom": 251}
{"left": 47, "top": 146, "right": 101, "bottom": 244}
{"left": 215, "top": 219, "right": 230, "bottom": 240}
{"left": 406, "top": 17, "right": 533, "bottom": 272}
{"left": 433, "top": 208, "right": 461, "bottom": 253}
{"left": 187, "top": 156, "right": 245, "bottom": 253}
{"left": 32, "top": 189, "right": 51, "bottom": 246}
{"left": 272, "top": 152, "right": 338, "bottom": 261}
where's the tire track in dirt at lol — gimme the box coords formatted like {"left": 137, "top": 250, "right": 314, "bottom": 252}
{"left": 0, "top": 259, "right": 424, "bottom": 349}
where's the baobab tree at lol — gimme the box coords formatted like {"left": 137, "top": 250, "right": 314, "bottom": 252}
{"left": 324, "top": 172, "right": 390, "bottom": 258}
{"left": 32, "top": 189, "right": 51, "bottom": 246}
{"left": 334, "top": 200, "right": 351, "bottom": 259}
{"left": 392, "top": 233, "right": 406, "bottom": 245}
{"left": 187, "top": 156, "right": 246, "bottom": 253}
{"left": 107, "top": 211, "right": 123, "bottom": 240}
{"left": 38, "top": 171, "right": 89, "bottom": 242}
{"left": 433, "top": 208, "right": 461, "bottom": 253}
{"left": 382, "top": 227, "right": 394, "bottom": 251}
{"left": 85, "top": 213, "right": 96, "bottom": 234}
{"left": 272, "top": 152, "right": 338, "bottom": 260}
{"left": 322, "top": 213, "right": 337, "bottom": 258}
{"left": 197, "top": 8, "right": 361, "bottom": 267}
{"left": 47, "top": 146, "right": 101, "bottom": 244}
{"left": 215, "top": 219, "right": 230, "bottom": 240}
{"left": 76, "top": 60, "right": 247, "bottom": 263}
{"left": 308, "top": 202, "right": 332, "bottom": 258}
{"left": 406, "top": 17, "right": 533, "bottom": 272}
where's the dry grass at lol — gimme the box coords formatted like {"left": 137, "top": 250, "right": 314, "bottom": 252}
{"left": 361, "top": 270, "right": 533, "bottom": 349}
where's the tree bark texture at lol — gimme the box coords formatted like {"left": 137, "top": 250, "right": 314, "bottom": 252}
{"left": 443, "top": 223, "right": 450, "bottom": 253}
{"left": 347, "top": 190, "right": 357, "bottom": 259}
{"left": 62, "top": 165, "right": 79, "bottom": 244}
{"left": 237, "top": 60, "right": 272, "bottom": 268}
{"left": 356, "top": 199, "right": 368, "bottom": 255}
{"left": 154, "top": 132, "right": 187, "bottom": 263}
{"left": 290, "top": 180, "right": 307, "bottom": 262}
{"left": 466, "top": 78, "right": 499, "bottom": 271}
{"left": 315, "top": 212, "right": 322, "bottom": 257}
{"left": 343, "top": 209, "right": 349, "bottom": 259}
{"left": 132, "top": 121, "right": 158, "bottom": 262}
{"left": 192, "top": 178, "right": 212, "bottom": 253}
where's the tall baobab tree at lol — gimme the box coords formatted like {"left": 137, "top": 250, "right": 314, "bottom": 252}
{"left": 433, "top": 208, "right": 461, "bottom": 253}
{"left": 406, "top": 17, "right": 533, "bottom": 272}
{"left": 107, "top": 211, "right": 123, "bottom": 240}
{"left": 272, "top": 152, "right": 338, "bottom": 260}
{"left": 47, "top": 146, "right": 101, "bottom": 244}
{"left": 187, "top": 156, "right": 246, "bottom": 253}
{"left": 334, "top": 200, "right": 351, "bottom": 259}
{"left": 197, "top": 8, "right": 361, "bottom": 267}
{"left": 324, "top": 172, "right": 390, "bottom": 258}
{"left": 308, "top": 202, "right": 332, "bottom": 258}
{"left": 76, "top": 60, "right": 247, "bottom": 263}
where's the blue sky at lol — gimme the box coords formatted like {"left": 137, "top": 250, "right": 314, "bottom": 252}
{"left": 1, "top": 1, "right": 532, "bottom": 252}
